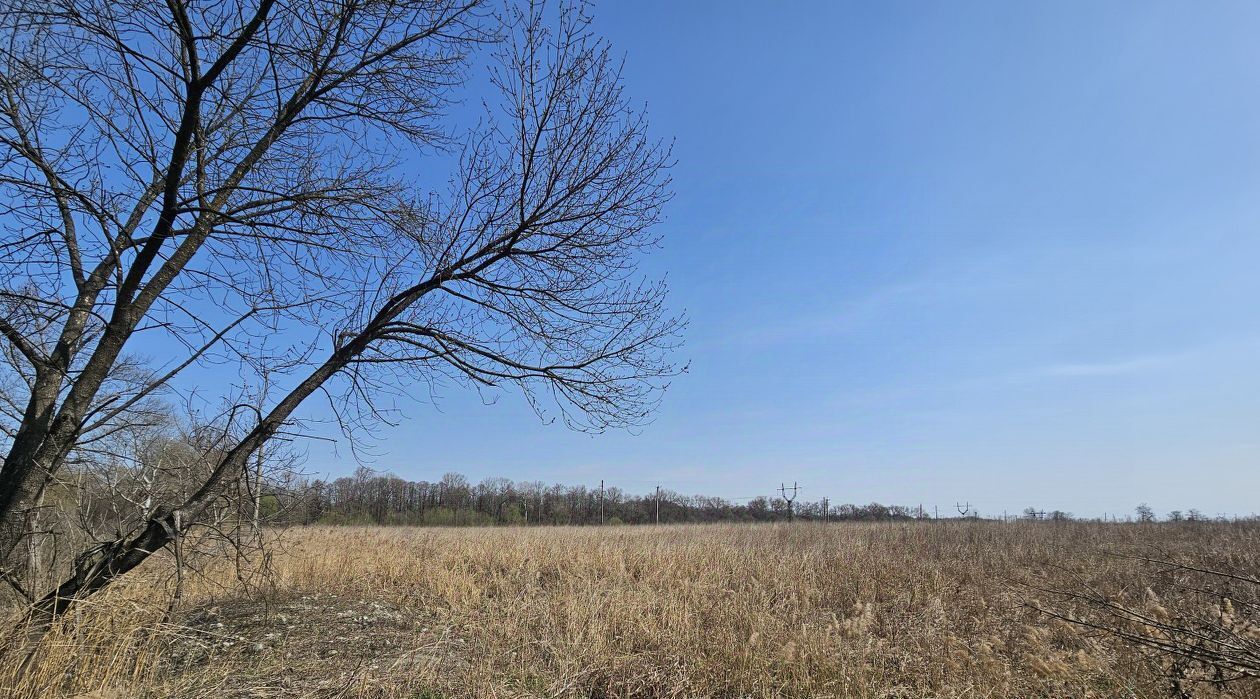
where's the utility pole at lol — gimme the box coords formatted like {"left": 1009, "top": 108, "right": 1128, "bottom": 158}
{"left": 956, "top": 501, "right": 970, "bottom": 519}
{"left": 599, "top": 479, "right": 605, "bottom": 524}
{"left": 779, "top": 482, "right": 799, "bottom": 521}
{"left": 655, "top": 485, "right": 661, "bottom": 525}
{"left": 821, "top": 497, "right": 828, "bottom": 522}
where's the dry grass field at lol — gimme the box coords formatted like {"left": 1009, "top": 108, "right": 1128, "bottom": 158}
{"left": 3, "top": 521, "right": 1258, "bottom": 698}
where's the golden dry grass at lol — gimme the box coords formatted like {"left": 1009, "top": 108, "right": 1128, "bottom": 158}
{"left": 4, "top": 521, "right": 1258, "bottom": 698}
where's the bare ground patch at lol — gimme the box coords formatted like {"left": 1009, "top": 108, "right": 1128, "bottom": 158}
{"left": 160, "top": 593, "right": 464, "bottom": 698}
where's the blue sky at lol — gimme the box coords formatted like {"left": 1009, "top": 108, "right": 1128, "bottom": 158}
{"left": 298, "top": 0, "right": 1260, "bottom": 518}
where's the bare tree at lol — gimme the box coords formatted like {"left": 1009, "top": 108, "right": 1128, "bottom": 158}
{"left": 0, "top": 0, "right": 679, "bottom": 625}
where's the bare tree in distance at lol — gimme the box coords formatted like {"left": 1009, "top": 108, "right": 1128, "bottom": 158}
{"left": 0, "top": 0, "right": 680, "bottom": 626}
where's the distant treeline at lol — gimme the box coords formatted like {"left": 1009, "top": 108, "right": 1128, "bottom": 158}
{"left": 287, "top": 468, "right": 934, "bottom": 526}
{"left": 276, "top": 469, "right": 1233, "bottom": 527}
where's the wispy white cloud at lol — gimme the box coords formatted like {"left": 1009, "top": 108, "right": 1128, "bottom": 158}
{"left": 932, "top": 338, "right": 1260, "bottom": 394}
{"left": 1032, "top": 337, "right": 1260, "bottom": 380}
{"left": 1038, "top": 354, "right": 1183, "bottom": 377}
{"left": 718, "top": 281, "right": 925, "bottom": 348}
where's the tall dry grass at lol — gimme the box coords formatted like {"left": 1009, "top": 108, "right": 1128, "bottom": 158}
{"left": 4, "top": 521, "right": 1257, "bottom": 698}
